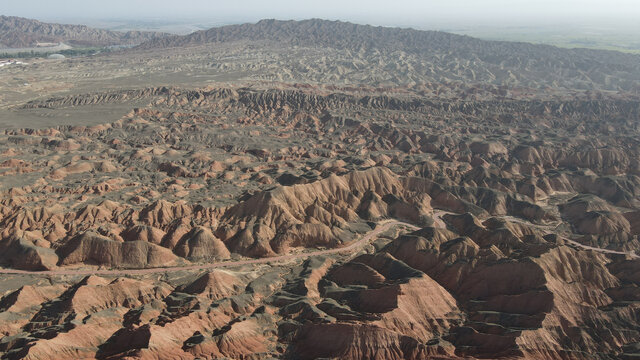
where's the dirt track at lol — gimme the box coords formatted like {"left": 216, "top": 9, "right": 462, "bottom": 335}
{"left": 2, "top": 213, "right": 633, "bottom": 278}
{"left": 564, "top": 238, "right": 639, "bottom": 259}
{"left": 501, "top": 215, "right": 639, "bottom": 259}
{"left": 0, "top": 220, "right": 420, "bottom": 277}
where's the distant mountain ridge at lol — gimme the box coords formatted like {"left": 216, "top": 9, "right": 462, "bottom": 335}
{"left": 137, "top": 18, "right": 639, "bottom": 63}
{"left": 137, "top": 18, "right": 467, "bottom": 52}
{"left": 0, "top": 15, "right": 168, "bottom": 48}
{"left": 136, "top": 19, "right": 640, "bottom": 92}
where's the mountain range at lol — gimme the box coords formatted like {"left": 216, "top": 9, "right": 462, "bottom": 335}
{"left": 0, "top": 15, "right": 167, "bottom": 48}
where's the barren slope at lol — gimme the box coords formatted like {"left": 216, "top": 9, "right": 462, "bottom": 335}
{"left": 0, "top": 17, "right": 639, "bottom": 360}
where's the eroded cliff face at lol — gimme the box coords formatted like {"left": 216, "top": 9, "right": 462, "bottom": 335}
{"left": 3, "top": 218, "right": 636, "bottom": 359}
{"left": 1, "top": 85, "right": 639, "bottom": 270}
{"left": 0, "top": 81, "right": 639, "bottom": 359}
{"left": 382, "top": 217, "right": 637, "bottom": 359}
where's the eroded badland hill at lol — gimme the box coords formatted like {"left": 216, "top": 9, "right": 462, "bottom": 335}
{"left": 0, "top": 18, "right": 639, "bottom": 360}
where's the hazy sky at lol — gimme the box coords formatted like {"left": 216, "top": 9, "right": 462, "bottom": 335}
{"left": 2, "top": 0, "right": 640, "bottom": 27}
